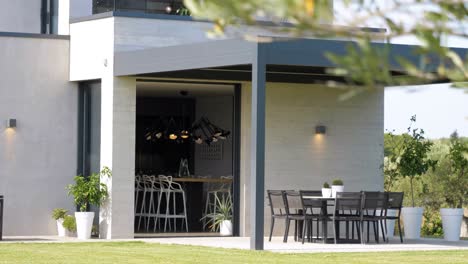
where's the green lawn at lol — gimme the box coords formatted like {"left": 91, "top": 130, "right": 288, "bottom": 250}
{"left": 0, "top": 242, "right": 466, "bottom": 264}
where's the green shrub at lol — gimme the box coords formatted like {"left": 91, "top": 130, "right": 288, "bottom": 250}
{"left": 332, "top": 179, "right": 343, "bottom": 186}
{"left": 62, "top": 215, "right": 76, "bottom": 232}
{"left": 323, "top": 182, "right": 330, "bottom": 188}
{"left": 66, "top": 167, "right": 111, "bottom": 212}
{"left": 52, "top": 208, "right": 68, "bottom": 220}
{"left": 421, "top": 210, "right": 444, "bottom": 238}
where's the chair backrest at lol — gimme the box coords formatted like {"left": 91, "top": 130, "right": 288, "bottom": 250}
{"left": 299, "top": 190, "right": 323, "bottom": 207}
{"left": 387, "top": 192, "right": 404, "bottom": 210}
{"left": 335, "top": 192, "right": 363, "bottom": 212}
{"left": 284, "top": 190, "right": 303, "bottom": 215}
{"left": 362, "top": 191, "right": 388, "bottom": 216}
{"left": 267, "top": 190, "right": 287, "bottom": 216}
{"left": 300, "top": 190, "right": 323, "bottom": 215}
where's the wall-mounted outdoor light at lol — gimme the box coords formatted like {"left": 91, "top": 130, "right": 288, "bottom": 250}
{"left": 6, "top": 119, "right": 16, "bottom": 129}
{"left": 315, "top": 125, "right": 326, "bottom": 135}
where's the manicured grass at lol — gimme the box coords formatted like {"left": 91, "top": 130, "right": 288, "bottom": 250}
{"left": 0, "top": 242, "right": 467, "bottom": 264}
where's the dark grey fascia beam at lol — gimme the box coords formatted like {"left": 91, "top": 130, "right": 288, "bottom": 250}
{"left": 250, "top": 43, "right": 266, "bottom": 250}
{"left": 264, "top": 38, "right": 467, "bottom": 72}
{"left": 114, "top": 39, "right": 256, "bottom": 76}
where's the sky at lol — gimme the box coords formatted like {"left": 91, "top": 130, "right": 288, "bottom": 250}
{"left": 384, "top": 84, "right": 468, "bottom": 139}
{"left": 333, "top": 0, "right": 468, "bottom": 139}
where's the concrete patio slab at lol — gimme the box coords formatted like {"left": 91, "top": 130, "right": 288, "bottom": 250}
{"left": 2, "top": 236, "right": 468, "bottom": 253}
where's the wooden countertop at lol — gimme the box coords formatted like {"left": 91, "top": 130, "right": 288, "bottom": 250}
{"left": 172, "top": 177, "right": 233, "bottom": 183}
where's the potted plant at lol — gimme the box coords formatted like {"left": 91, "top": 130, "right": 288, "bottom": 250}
{"left": 201, "top": 195, "right": 233, "bottom": 236}
{"left": 52, "top": 208, "right": 68, "bottom": 237}
{"left": 331, "top": 179, "right": 344, "bottom": 198}
{"left": 322, "top": 182, "right": 332, "bottom": 197}
{"left": 66, "top": 167, "right": 111, "bottom": 240}
{"left": 396, "top": 116, "right": 437, "bottom": 239}
{"left": 62, "top": 215, "right": 77, "bottom": 236}
{"left": 439, "top": 133, "right": 467, "bottom": 241}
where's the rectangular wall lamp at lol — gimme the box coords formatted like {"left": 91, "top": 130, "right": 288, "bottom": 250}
{"left": 6, "top": 119, "right": 16, "bottom": 128}
{"left": 315, "top": 125, "right": 326, "bottom": 134}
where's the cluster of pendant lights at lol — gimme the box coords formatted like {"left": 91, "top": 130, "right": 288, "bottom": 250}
{"left": 144, "top": 116, "right": 230, "bottom": 145}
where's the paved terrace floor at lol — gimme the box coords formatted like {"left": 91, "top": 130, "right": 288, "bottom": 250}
{"left": 2, "top": 236, "right": 468, "bottom": 253}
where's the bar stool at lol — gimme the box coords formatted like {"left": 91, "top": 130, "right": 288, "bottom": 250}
{"left": 145, "top": 175, "right": 162, "bottom": 232}
{"left": 203, "top": 175, "right": 233, "bottom": 229}
{"left": 135, "top": 174, "right": 149, "bottom": 231}
{"left": 158, "top": 175, "right": 189, "bottom": 232}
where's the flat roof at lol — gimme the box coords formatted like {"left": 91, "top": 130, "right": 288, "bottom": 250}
{"left": 114, "top": 37, "right": 467, "bottom": 84}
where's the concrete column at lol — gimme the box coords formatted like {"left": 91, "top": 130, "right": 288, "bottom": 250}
{"left": 99, "top": 75, "right": 136, "bottom": 239}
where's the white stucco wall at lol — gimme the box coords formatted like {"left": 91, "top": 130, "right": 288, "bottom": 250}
{"left": 239, "top": 83, "right": 384, "bottom": 236}
{"left": 0, "top": 36, "right": 77, "bottom": 236}
{"left": 69, "top": 17, "right": 114, "bottom": 81}
{"left": 0, "top": 0, "right": 41, "bottom": 33}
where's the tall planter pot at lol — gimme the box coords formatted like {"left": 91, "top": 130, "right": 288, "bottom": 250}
{"left": 440, "top": 208, "right": 464, "bottom": 242}
{"left": 401, "top": 207, "right": 423, "bottom": 239}
{"left": 75, "top": 212, "right": 94, "bottom": 240}
{"left": 56, "top": 219, "right": 66, "bottom": 237}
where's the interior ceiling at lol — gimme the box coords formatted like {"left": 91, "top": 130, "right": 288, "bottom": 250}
{"left": 136, "top": 80, "right": 234, "bottom": 97}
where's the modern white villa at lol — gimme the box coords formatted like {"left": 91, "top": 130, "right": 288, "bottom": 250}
{"left": 0, "top": 0, "right": 465, "bottom": 250}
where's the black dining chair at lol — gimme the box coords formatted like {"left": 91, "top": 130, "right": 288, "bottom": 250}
{"left": 267, "top": 190, "right": 288, "bottom": 242}
{"left": 299, "top": 190, "right": 327, "bottom": 243}
{"left": 361, "top": 191, "right": 389, "bottom": 243}
{"left": 283, "top": 191, "right": 305, "bottom": 243}
{"left": 332, "top": 192, "right": 364, "bottom": 244}
{"left": 385, "top": 192, "right": 404, "bottom": 243}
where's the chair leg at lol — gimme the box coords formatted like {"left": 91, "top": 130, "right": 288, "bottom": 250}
{"left": 367, "top": 221, "right": 370, "bottom": 243}
{"left": 154, "top": 191, "right": 162, "bottom": 232}
{"left": 373, "top": 222, "right": 379, "bottom": 243}
{"left": 333, "top": 220, "right": 337, "bottom": 244}
{"left": 284, "top": 219, "right": 290, "bottom": 243}
{"left": 302, "top": 219, "right": 307, "bottom": 244}
{"left": 384, "top": 219, "right": 389, "bottom": 243}
{"left": 137, "top": 190, "right": 147, "bottom": 231}
{"left": 360, "top": 221, "right": 365, "bottom": 244}
{"left": 182, "top": 192, "right": 188, "bottom": 232}
{"left": 316, "top": 219, "right": 320, "bottom": 240}
{"left": 398, "top": 219, "right": 403, "bottom": 243}
{"left": 380, "top": 220, "right": 387, "bottom": 243}
{"left": 269, "top": 218, "right": 275, "bottom": 242}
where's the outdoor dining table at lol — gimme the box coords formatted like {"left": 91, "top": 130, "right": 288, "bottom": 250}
{"left": 302, "top": 196, "right": 335, "bottom": 244}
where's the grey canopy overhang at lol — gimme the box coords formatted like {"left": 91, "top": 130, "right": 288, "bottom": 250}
{"left": 114, "top": 37, "right": 466, "bottom": 84}
{"left": 114, "top": 37, "right": 466, "bottom": 250}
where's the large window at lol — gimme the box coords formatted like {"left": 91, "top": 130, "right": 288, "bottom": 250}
{"left": 40, "top": 0, "right": 58, "bottom": 34}
{"left": 93, "top": 0, "right": 185, "bottom": 15}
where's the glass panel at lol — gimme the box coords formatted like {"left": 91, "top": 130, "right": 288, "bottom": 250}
{"left": 93, "top": 0, "right": 185, "bottom": 15}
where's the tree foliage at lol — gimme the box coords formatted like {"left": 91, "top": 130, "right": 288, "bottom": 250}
{"left": 184, "top": 0, "right": 468, "bottom": 97}
{"left": 385, "top": 116, "right": 437, "bottom": 207}
{"left": 66, "top": 167, "right": 112, "bottom": 212}
{"left": 440, "top": 132, "right": 468, "bottom": 208}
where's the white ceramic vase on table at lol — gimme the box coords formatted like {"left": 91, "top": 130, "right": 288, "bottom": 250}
{"left": 331, "top": 185, "right": 344, "bottom": 198}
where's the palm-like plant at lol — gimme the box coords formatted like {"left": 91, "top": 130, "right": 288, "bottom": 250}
{"left": 201, "top": 195, "right": 233, "bottom": 232}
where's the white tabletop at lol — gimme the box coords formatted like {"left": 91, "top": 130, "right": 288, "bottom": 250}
{"left": 303, "top": 196, "right": 335, "bottom": 200}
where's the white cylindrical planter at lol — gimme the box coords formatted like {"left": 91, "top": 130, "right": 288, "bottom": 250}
{"left": 440, "top": 208, "right": 464, "bottom": 242}
{"left": 56, "top": 219, "right": 66, "bottom": 237}
{"left": 220, "top": 220, "right": 233, "bottom": 236}
{"left": 322, "top": 188, "right": 332, "bottom": 198}
{"left": 75, "top": 212, "right": 95, "bottom": 240}
{"left": 331, "top": 185, "right": 344, "bottom": 198}
{"left": 401, "top": 207, "right": 423, "bottom": 239}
